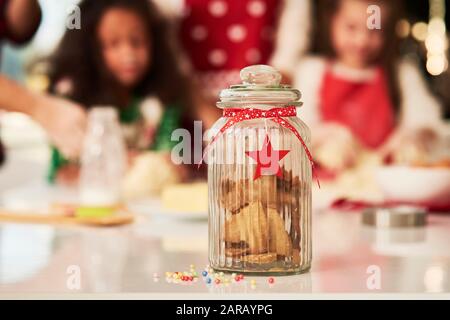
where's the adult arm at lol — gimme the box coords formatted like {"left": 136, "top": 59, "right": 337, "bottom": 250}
{"left": 269, "top": 0, "right": 312, "bottom": 81}
{"left": 0, "top": 75, "right": 87, "bottom": 158}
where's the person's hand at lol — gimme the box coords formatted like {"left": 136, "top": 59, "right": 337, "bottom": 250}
{"left": 32, "top": 95, "right": 87, "bottom": 159}
{"left": 379, "top": 128, "right": 440, "bottom": 165}
{"left": 312, "top": 123, "right": 361, "bottom": 172}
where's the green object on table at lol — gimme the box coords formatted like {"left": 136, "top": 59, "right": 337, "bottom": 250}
{"left": 75, "top": 206, "right": 116, "bottom": 218}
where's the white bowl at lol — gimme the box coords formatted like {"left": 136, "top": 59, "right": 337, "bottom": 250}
{"left": 375, "top": 165, "right": 450, "bottom": 205}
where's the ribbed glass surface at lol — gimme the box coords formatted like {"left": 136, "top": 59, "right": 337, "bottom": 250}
{"left": 208, "top": 112, "right": 312, "bottom": 275}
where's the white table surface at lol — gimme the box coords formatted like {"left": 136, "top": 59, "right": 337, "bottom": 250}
{"left": 0, "top": 152, "right": 449, "bottom": 297}
{"left": 0, "top": 205, "right": 449, "bottom": 296}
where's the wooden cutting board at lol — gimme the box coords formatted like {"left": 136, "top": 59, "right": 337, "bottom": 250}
{"left": 0, "top": 209, "right": 135, "bottom": 227}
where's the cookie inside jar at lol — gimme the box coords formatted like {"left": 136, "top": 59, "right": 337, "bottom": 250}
{"left": 220, "top": 167, "right": 304, "bottom": 273}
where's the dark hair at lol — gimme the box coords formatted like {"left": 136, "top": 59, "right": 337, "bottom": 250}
{"left": 48, "top": 0, "right": 190, "bottom": 109}
{"left": 311, "top": 0, "right": 405, "bottom": 114}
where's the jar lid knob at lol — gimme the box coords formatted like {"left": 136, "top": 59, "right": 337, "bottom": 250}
{"left": 240, "top": 65, "right": 281, "bottom": 86}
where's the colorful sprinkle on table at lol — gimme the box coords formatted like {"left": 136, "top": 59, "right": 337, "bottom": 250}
{"left": 162, "top": 265, "right": 284, "bottom": 289}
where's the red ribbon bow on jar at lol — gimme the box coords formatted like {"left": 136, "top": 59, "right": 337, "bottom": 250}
{"left": 200, "top": 106, "right": 319, "bottom": 186}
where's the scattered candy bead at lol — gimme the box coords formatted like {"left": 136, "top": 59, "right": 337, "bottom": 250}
{"left": 268, "top": 277, "right": 275, "bottom": 284}
{"left": 164, "top": 266, "right": 257, "bottom": 288}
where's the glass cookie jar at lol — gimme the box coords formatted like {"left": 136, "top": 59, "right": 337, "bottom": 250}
{"left": 207, "top": 65, "right": 312, "bottom": 275}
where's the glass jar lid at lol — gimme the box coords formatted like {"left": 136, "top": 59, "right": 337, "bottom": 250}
{"left": 217, "top": 65, "right": 302, "bottom": 108}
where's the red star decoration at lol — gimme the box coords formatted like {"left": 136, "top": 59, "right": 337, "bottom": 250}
{"left": 245, "top": 135, "right": 290, "bottom": 180}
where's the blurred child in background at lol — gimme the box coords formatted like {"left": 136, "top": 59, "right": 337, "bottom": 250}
{"left": 294, "top": 0, "right": 446, "bottom": 174}
{"left": 46, "top": 0, "right": 193, "bottom": 194}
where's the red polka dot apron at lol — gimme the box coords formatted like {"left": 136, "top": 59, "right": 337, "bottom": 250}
{"left": 319, "top": 66, "right": 395, "bottom": 149}
{"left": 179, "top": 0, "right": 280, "bottom": 98}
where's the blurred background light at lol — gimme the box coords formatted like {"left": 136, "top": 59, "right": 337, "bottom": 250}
{"left": 412, "top": 22, "right": 429, "bottom": 41}
{"left": 425, "top": 0, "right": 448, "bottom": 76}
{"left": 396, "top": 19, "right": 411, "bottom": 38}
{"left": 426, "top": 54, "right": 448, "bottom": 75}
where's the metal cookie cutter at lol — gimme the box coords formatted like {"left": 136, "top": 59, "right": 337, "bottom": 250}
{"left": 362, "top": 206, "right": 427, "bottom": 228}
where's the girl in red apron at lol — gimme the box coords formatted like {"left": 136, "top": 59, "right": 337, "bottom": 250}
{"left": 295, "top": 0, "right": 443, "bottom": 177}
{"left": 316, "top": 0, "right": 399, "bottom": 149}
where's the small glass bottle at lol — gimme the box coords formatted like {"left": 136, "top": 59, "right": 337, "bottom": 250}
{"left": 78, "top": 107, "right": 126, "bottom": 215}
{"left": 207, "top": 65, "right": 312, "bottom": 275}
